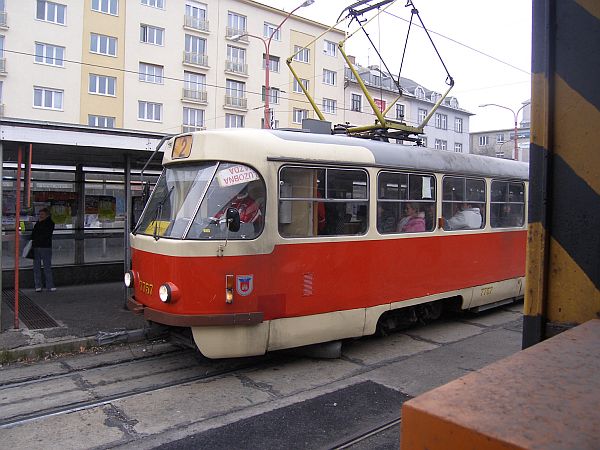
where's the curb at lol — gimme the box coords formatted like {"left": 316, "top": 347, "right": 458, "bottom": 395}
{"left": 0, "top": 328, "right": 150, "bottom": 364}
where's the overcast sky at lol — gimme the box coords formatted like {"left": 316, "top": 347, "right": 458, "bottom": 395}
{"left": 259, "top": 0, "right": 532, "bottom": 132}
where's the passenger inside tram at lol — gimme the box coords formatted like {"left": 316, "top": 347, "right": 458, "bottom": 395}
{"left": 398, "top": 202, "right": 426, "bottom": 233}
{"left": 445, "top": 202, "right": 483, "bottom": 230}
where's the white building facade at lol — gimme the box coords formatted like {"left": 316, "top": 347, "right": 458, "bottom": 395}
{"left": 0, "top": 0, "right": 345, "bottom": 133}
{"left": 343, "top": 62, "right": 473, "bottom": 152}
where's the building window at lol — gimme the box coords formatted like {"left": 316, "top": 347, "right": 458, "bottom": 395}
{"left": 138, "top": 101, "right": 162, "bottom": 121}
{"left": 141, "top": 0, "right": 164, "bottom": 9}
{"left": 418, "top": 108, "right": 427, "bottom": 123}
{"left": 90, "top": 33, "right": 117, "bottom": 57}
{"left": 455, "top": 117, "right": 463, "bottom": 133}
{"left": 263, "top": 22, "right": 281, "bottom": 40}
{"left": 261, "top": 86, "right": 280, "bottom": 104}
{"left": 322, "top": 98, "right": 336, "bottom": 114}
{"left": 186, "top": 1, "right": 207, "bottom": 26}
{"left": 33, "top": 86, "right": 63, "bottom": 110}
{"left": 496, "top": 133, "right": 505, "bottom": 143}
{"left": 324, "top": 40, "right": 336, "bottom": 57}
{"left": 35, "top": 42, "right": 65, "bottom": 67}
{"left": 351, "top": 94, "right": 361, "bottom": 112}
{"left": 139, "top": 62, "right": 164, "bottom": 84}
{"left": 36, "top": 0, "right": 66, "bottom": 24}
{"left": 421, "top": 137, "right": 428, "bottom": 148}
{"left": 89, "top": 74, "right": 116, "bottom": 96}
{"left": 293, "top": 108, "right": 308, "bottom": 124}
{"left": 183, "top": 107, "right": 204, "bottom": 131}
{"left": 91, "top": 0, "right": 117, "bottom": 15}
{"left": 415, "top": 86, "right": 425, "bottom": 99}
{"left": 374, "top": 99, "right": 386, "bottom": 112}
{"left": 323, "top": 69, "right": 336, "bottom": 86}
{"left": 185, "top": 34, "right": 206, "bottom": 65}
{"left": 434, "top": 139, "right": 447, "bottom": 150}
{"left": 226, "top": 45, "right": 246, "bottom": 73}
{"left": 140, "top": 24, "right": 164, "bottom": 45}
{"left": 227, "top": 12, "right": 246, "bottom": 35}
{"left": 293, "top": 78, "right": 309, "bottom": 93}
{"left": 184, "top": 71, "right": 205, "bottom": 91}
{"left": 293, "top": 45, "right": 310, "bottom": 63}
{"left": 435, "top": 113, "right": 448, "bottom": 129}
{"left": 88, "top": 115, "right": 115, "bottom": 128}
{"left": 454, "top": 143, "right": 463, "bottom": 153}
{"left": 396, "top": 103, "right": 405, "bottom": 120}
{"left": 225, "top": 79, "right": 246, "bottom": 108}
{"left": 225, "top": 113, "right": 244, "bottom": 128}
{"left": 479, "top": 135, "right": 489, "bottom": 146}
{"left": 262, "top": 54, "right": 280, "bottom": 72}
{"left": 261, "top": 110, "right": 279, "bottom": 129}
{"left": 226, "top": 79, "right": 245, "bottom": 98}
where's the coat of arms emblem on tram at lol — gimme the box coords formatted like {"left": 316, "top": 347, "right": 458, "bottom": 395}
{"left": 236, "top": 275, "right": 254, "bottom": 296}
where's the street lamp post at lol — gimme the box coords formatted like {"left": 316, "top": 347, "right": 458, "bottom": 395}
{"left": 479, "top": 102, "right": 530, "bottom": 161}
{"left": 233, "top": 0, "right": 314, "bottom": 129}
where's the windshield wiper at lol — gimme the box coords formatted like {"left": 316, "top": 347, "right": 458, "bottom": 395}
{"left": 153, "top": 185, "right": 175, "bottom": 241}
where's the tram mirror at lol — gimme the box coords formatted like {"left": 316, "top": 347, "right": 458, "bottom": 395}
{"left": 226, "top": 207, "right": 241, "bottom": 232}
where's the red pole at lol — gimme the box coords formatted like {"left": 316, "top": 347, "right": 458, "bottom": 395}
{"left": 14, "top": 146, "right": 22, "bottom": 329}
{"left": 264, "top": 41, "right": 271, "bottom": 129}
{"left": 26, "top": 144, "right": 32, "bottom": 207}
{"left": 514, "top": 118, "right": 519, "bottom": 161}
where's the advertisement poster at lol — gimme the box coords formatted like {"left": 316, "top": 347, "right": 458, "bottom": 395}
{"left": 85, "top": 195, "right": 116, "bottom": 225}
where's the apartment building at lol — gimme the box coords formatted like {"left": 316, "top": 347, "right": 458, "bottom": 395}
{"left": 470, "top": 127, "right": 531, "bottom": 162}
{"left": 344, "top": 62, "right": 473, "bottom": 152}
{"left": 469, "top": 102, "right": 531, "bottom": 162}
{"left": 0, "top": 0, "right": 344, "bottom": 132}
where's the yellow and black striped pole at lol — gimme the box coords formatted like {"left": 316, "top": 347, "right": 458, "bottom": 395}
{"left": 524, "top": 0, "right": 600, "bottom": 348}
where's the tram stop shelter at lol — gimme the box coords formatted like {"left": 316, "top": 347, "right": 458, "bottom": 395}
{"left": 0, "top": 118, "right": 166, "bottom": 337}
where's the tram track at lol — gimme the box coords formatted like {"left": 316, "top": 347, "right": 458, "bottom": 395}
{"left": 0, "top": 348, "right": 276, "bottom": 430}
{"left": 0, "top": 345, "right": 189, "bottom": 388}
{"left": 328, "top": 417, "right": 401, "bottom": 449}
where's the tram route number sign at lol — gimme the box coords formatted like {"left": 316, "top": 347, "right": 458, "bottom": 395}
{"left": 217, "top": 165, "right": 259, "bottom": 187}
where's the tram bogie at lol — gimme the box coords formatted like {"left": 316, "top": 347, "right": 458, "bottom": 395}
{"left": 126, "top": 129, "right": 528, "bottom": 359}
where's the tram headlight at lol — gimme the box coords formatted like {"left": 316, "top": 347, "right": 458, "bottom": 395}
{"left": 158, "top": 282, "right": 180, "bottom": 303}
{"left": 124, "top": 271, "right": 134, "bottom": 288}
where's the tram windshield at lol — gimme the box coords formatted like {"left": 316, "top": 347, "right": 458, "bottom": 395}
{"left": 134, "top": 162, "right": 266, "bottom": 240}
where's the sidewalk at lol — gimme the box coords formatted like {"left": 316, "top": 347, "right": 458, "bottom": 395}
{"left": 1, "top": 282, "right": 148, "bottom": 362}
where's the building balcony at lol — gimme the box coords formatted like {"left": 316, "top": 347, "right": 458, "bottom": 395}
{"left": 0, "top": 11, "right": 7, "bottom": 29}
{"left": 0, "top": 58, "right": 6, "bottom": 74}
{"left": 225, "top": 27, "right": 248, "bottom": 42}
{"left": 225, "top": 59, "right": 248, "bottom": 76}
{"left": 182, "top": 88, "right": 208, "bottom": 104}
{"left": 224, "top": 95, "right": 247, "bottom": 110}
{"left": 182, "top": 125, "right": 205, "bottom": 133}
{"left": 183, "top": 52, "right": 208, "bottom": 68}
{"left": 184, "top": 15, "right": 209, "bottom": 33}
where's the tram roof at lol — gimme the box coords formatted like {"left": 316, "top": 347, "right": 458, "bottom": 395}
{"left": 183, "top": 129, "right": 528, "bottom": 181}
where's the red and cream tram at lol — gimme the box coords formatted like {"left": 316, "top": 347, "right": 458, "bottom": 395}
{"left": 125, "top": 129, "right": 528, "bottom": 358}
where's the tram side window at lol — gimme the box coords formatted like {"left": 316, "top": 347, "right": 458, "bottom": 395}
{"left": 490, "top": 180, "right": 525, "bottom": 228}
{"left": 377, "top": 171, "right": 436, "bottom": 234}
{"left": 279, "top": 166, "right": 368, "bottom": 238}
{"left": 442, "top": 176, "right": 486, "bottom": 230}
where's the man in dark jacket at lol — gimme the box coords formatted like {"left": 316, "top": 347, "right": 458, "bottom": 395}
{"left": 31, "top": 208, "right": 56, "bottom": 292}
